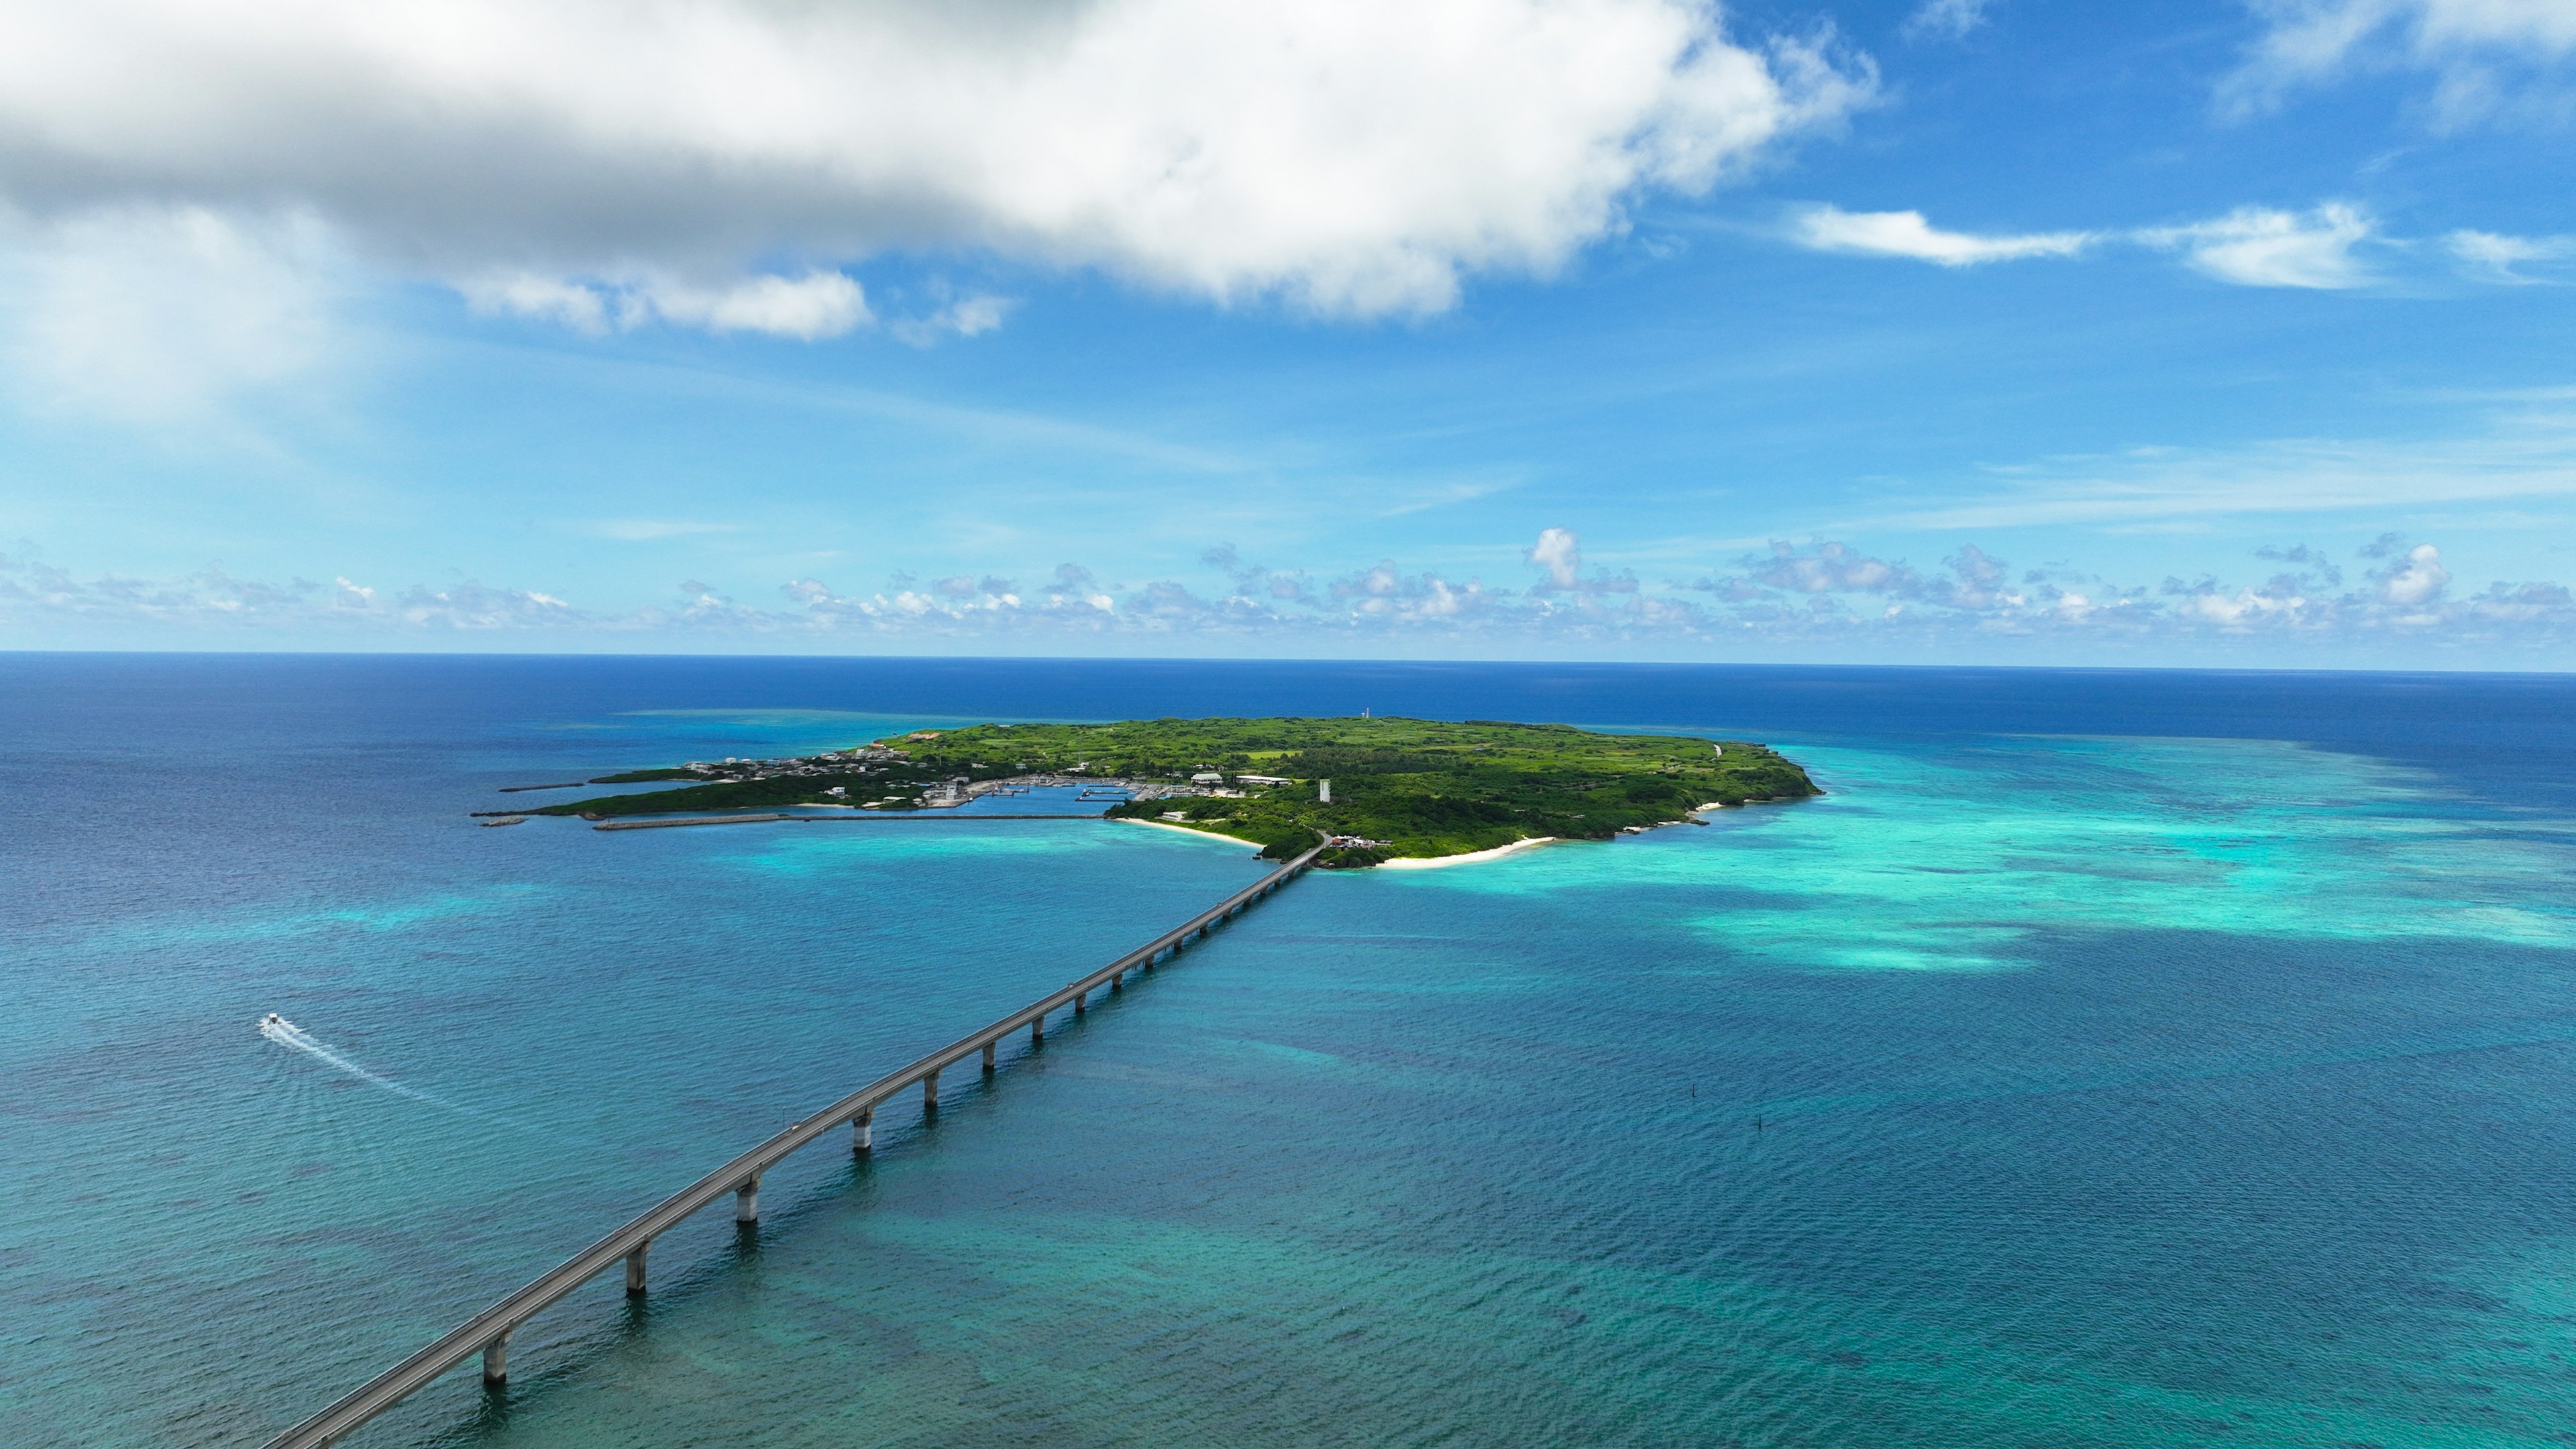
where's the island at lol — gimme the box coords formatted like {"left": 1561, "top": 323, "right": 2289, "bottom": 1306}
{"left": 533, "top": 716, "right": 1819, "bottom": 867}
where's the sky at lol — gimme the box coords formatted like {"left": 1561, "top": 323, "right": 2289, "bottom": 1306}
{"left": 1, "top": 0, "right": 2573, "bottom": 666}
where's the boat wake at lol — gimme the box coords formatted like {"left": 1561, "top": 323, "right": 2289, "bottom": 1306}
{"left": 258, "top": 1014, "right": 460, "bottom": 1112}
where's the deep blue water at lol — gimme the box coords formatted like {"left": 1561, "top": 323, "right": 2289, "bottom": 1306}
{"left": 5, "top": 654, "right": 2575, "bottom": 1448}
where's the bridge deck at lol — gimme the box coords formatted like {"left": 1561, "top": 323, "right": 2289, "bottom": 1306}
{"left": 260, "top": 843, "right": 1326, "bottom": 1449}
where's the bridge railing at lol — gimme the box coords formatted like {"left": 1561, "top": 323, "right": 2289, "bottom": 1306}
{"left": 261, "top": 841, "right": 1326, "bottom": 1449}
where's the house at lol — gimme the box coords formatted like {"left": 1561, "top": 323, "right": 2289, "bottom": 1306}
{"left": 1191, "top": 771, "right": 1224, "bottom": 784}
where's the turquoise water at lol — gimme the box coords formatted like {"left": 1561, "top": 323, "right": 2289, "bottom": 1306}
{"left": 5, "top": 657, "right": 2575, "bottom": 1447}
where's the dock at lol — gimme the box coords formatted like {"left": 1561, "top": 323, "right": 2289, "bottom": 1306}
{"left": 256, "top": 842, "right": 1326, "bottom": 1449}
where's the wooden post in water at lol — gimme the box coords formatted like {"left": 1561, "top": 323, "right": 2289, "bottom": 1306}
{"left": 735, "top": 1175, "right": 760, "bottom": 1224}
{"left": 625, "top": 1243, "right": 648, "bottom": 1295}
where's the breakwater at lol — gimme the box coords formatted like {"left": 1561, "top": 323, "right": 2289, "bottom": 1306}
{"left": 256, "top": 842, "right": 1325, "bottom": 1449}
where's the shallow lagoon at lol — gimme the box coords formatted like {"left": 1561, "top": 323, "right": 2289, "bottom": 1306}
{"left": 5, "top": 655, "right": 2573, "bottom": 1448}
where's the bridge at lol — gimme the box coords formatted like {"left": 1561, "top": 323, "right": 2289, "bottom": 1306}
{"left": 260, "top": 842, "right": 1328, "bottom": 1449}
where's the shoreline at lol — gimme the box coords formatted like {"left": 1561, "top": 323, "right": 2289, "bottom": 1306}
{"left": 1114, "top": 817, "right": 1260, "bottom": 847}
{"left": 1380, "top": 836, "right": 1558, "bottom": 870}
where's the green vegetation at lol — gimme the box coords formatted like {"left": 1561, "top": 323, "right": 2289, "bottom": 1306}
{"left": 906, "top": 717, "right": 1816, "bottom": 865}
{"left": 538, "top": 716, "right": 1819, "bottom": 867}
{"left": 535, "top": 743, "right": 944, "bottom": 818}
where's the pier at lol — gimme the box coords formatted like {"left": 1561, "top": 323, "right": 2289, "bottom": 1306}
{"left": 257, "top": 842, "right": 1326, "bottom": 1449}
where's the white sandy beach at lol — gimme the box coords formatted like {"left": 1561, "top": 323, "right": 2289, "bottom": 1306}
{"left": 1114, "top": 817, "right": 1258, "bottom": 847}
{"left": 1379, "top": 836, "right": 1557, "bottom": 869}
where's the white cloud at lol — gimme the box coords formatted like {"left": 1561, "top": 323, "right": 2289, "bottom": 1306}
{"left": 0, "top": 0, "right": 1871, "bottom": 323}
{"left": 464, "top": 270, "right": 869, "bottom": 340}
{"left": 1788, "top": 205, "right": 2096, "bottom": 266}
{"left": 1521, "top": 526, "right": 1638, "bottom": 594}
{"left": 2366, "top": 534, "right": 2453, "bottom": 603}
{"left": 890, "top": 291, "right": 1018, "bottom": 347}
{"left": 460, "top": 272, "right": 610, "bottom": 334}
{"left": 1903, "top": 0, "right": 1993, "bottom": 42}
{"left": 9, "top": 535, "right": 2574, "bottom": 655}
{"left": 1527, "top": 527, "right": 1584, "bottom": 589}
{"left": 645, "top": 273, "right": 871, "bottom": 341}
{"left": 393, "top": 580, "right": 581, "bottom": 629}
{"left": 2139, "top": 203, "right": 2377, "bottom": 288}
{"left": 2448, "top": 228, "right": 2573, "bottom": 282}
{"left": 1, "top": 204, "right": 342, "bottom": 422}
{"left": 2223, "top": 0, "right": 2576, "bottom": 123}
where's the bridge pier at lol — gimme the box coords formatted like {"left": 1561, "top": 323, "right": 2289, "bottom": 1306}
{"left": 982, "top": 1041, "right": 996, "bottom": 1073}
{"left": 255, "top": 843, "right": 1326, "bottom": 1449}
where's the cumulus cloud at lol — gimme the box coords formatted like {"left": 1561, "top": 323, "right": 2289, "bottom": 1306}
{"left": 2138, "top": 203, "right": 2377, "bottom": 288}
{"left": 1746, "top": 539, "right": 1923, "bottom": 593}
{"left": 1787, "top": 205, "right": 2096, "bottom": 265}
{"left": 1522, "top": 527, "right": 1638, "bottom": 594}
{"left": 2255, "top": 542, "right": 2345, "bottom": 586}
{"left": 0, "top": 547, "right": 583, "bottom": 631}
{"left": 2223, "top": 0, "right": 2576, "bottom": 124}
{"left": 2363, "top": 532, "right": 2452, "bottom": 604}
{"left": 8, "top": 533, "right": 2575, "bottom": 653}
{"left": 1527, "top": 527, "right": 1584, "bottom": 590}
{"left": 391, "top": 580, "right": 582, "bottom": 629}
{"left": 0, "top": 0, "right": 1872, "bottom": 328}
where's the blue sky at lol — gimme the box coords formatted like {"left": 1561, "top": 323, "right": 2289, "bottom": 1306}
{"left": 2, "top": 0, "right": 2572, "bottom": 665}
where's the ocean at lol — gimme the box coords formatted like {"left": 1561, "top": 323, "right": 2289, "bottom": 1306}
{"left": 5, "top": 653, "right": 2573, "bottom": 1448}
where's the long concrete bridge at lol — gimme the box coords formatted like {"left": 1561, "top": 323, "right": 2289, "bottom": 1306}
{"left": 260, "top": 842, "right": 1327, "bottom": 1449}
